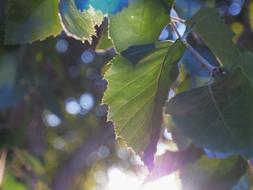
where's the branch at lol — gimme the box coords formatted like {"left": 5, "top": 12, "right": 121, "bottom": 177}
{"left": 170, "top": 22, "right": 216, "bottom": 73}
{"left": 0, "top": 149, "right": 7, "bottom": 187}
{"left": 171, "top": 16, "right": 186, "bottom": 24}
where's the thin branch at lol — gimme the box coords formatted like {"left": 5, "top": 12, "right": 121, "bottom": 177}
{"left": 247, "top": 160, "right": 253, "bottom": 190}
{"left": 170, "top": 22, "right": 216, "bottom": 72}
{"left": 0, "top": 149, "right": 7, "bottom": 187}
{"left": 170, "top": 16, "right": 186, "bottom": 24}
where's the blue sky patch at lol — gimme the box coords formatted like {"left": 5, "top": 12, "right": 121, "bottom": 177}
{"left": 74, "top": 0, "right": 129, "bottom": 14}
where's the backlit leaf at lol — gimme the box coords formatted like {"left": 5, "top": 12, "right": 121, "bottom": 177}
{"left": 59, "top": 0, "right": 104, "bottom": 43}
{"left": 103, "top": 41, "right": 185, "bottom": 153}
{"left": 109, "top": 0, "right": 173, "bottom": 52}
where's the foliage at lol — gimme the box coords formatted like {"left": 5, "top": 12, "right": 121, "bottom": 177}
{"left": 0, "top": 0, "right": 253, "bottom": 190}
{"left": 5, "top": 0, "right": 62, "bottom": 44}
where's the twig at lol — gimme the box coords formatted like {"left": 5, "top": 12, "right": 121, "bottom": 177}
{"left": 171, "top": 16, "right": 186, "bottom": 24}
{"left": 0, "top": 149, "right": 7, "bottom": 187}
{"left": 170, "top": 22, "right": 216, "bottom": 73}
{"left": 247, "top": 160, "right": 253, "bottom": 190}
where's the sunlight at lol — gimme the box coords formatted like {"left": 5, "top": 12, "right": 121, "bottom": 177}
{"left": 106, "top": 167, "right": 181, "bottom": 190}
{"left": 142, "top": 173, "right": 181, "bottom": 190}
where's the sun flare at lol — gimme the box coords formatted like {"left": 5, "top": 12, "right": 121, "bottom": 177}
{"left": 106, "top": 167, "right": 181, "bottom": 190}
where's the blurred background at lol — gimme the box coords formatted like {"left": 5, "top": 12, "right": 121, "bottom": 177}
{"left": 0, "top": 0, "right": 252, "bottom": 190}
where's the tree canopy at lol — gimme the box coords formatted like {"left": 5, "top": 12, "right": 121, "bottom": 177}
{"left": 0, "top": 0, "right": 253, "bottom": 190}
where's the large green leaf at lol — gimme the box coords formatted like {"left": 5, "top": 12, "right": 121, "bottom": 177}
{"left": 189, "top": 8, "right": 241, "bottom": 71}
{"left": 59, "top": 0, "right": 104, "bottom": 43}
{"left": 166, "top": 69, "right": 253, "bottom": 157}
{"left": 109, "top": 0, "right": 173, "bottom": 52}
{"left": 180, "top": 156, "right": 244, "bottom": 190}
{"left": 5, "top": 0, "right": 62, "bottom": 44}
{"left": 103, "top": 41, "right": 185, "bottom": 153}
{"left": 241, "top": 51, "right": 253, "bottom": 83}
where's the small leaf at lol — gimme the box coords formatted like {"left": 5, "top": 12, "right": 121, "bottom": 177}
{"left": 103, "top": 40, "right": 185, "bottom": 154}
{"left": 189, "top": 8, "right": 241, "bottom": 71}
{"left": 2, "top": 170, "right": 27, "bottom": 190}
{"left": 166, "top": 69, "right": 253, "bottom": 157}
{"left": 59, "top": 0, "right": 104, "bottom": 43}
{"left": 109, "top": 0, "right": 173, "bottom": 52}
{"left": 5, "top": 0, "right": 62, "bottom": 44}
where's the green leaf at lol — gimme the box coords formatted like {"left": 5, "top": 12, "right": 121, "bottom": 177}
{"left": 103, "top": 40, "right": 185, "bottom": 153}
{"left": 14, "top": 149, "right": 46, "bottom": 175}
{"left": 5, "top": 0, "right": 62, "bottom": 44}
{"left": 59, "top": 0, "right": 104, "bottom": 43}
{"left": 2, "top": 170, "right": 27, "bottom": 190}
{"left": 166, "top": 69, "right": 253, "bottom": 157}
{"left": 109, "top": 0, "right": 172, "bottom": 52}
{"left": 189, "top": 8, "right": 241, "bottom": 71}
{"left": 241, "top": 52, "right": 253, "bottom": 83}
{"left": 181, "top": 156, "right": 241, "bottom": 190}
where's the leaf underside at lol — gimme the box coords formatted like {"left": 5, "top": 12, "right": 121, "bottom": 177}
{"left": 59, "top": 0, "right": 104, "bottom": 43}
{"left": 189, "top": 7, "right": 241, "bottom": 71}
{"left": 167, "top": 69, "right": 253, "bottom": 157}
{"left": 181, "top": 156, "right": 243, "bottom": 190}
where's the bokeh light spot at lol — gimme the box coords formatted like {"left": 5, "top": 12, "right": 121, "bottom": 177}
{"left": 65, "top": 98, "right": 81, "bottom": 115}
{"left": 56, "top": 39, "right": 69, "bottom": 53}
{"left": 81, "top": 50, "right": 94, "bottom": 64}
{"left": 229, "top": 3, "right": 241, "bottom": 16}
{"left": 44, "top": 113, "right": 61, "bottom": 127}
{"left": 79, "top": 92, "right": 95, "bottom": 111}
